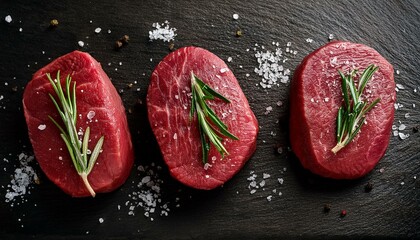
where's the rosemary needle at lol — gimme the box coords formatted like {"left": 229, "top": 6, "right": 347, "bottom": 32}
{"left": 190, "top": 71, "right": 239, "bottom": 164}
{"left": 47, "top": 71, "right": 104, "bottom": 197}
{"left": 332, "top": 64, "right": 380, "bottom": 154}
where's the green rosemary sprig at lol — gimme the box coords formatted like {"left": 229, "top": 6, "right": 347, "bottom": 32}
{"left": 332, "top": 64, "right": 380, "bottom": 154}
{"left": 47, "top": 71, "right": 104, "bottom": 197}
{"left": 190, "top": 71, "right": 239, "bottom": 164}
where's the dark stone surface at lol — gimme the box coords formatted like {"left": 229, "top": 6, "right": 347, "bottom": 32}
{"left": 0, "top": 0, "right": 419, "bottom": 239}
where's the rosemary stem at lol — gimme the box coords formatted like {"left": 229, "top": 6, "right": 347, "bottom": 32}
{"left": 331, "top": 64, "right": 380, "bottom": 154}
{"left": 47, "top": 72, "right": 103, "bottom": 197}
{"left": 80, "top": 172, "right": 96, "bottom": 197}
{"left": 331, "top": 142, "right": 345, "bottom": 154}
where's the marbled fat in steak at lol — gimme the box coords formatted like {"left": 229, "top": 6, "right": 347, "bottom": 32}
{"left": 147, "top": 47, "right": 258, "bottom": 190}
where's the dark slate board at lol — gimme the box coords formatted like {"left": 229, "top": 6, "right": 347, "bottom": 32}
{"left": 0, "top": 0, "right": 419, "bottom": 239}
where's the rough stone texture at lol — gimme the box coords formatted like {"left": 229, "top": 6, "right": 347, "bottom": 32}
{"left": 0, "top": 0, "right": 419, "bottom": 239}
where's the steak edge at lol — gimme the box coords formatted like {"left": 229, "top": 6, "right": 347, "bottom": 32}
{"left": 23, "top": 51, "right": 134, "bottom": 197}
{"left": 147, "top": 46, "right": 258, "bottom": 190}
{"left": 289, "top": 41, "right": 395, "bottom": 179}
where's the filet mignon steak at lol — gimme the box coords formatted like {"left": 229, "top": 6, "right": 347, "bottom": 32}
{"left": 23, "top": 51, "right": 134, "bottom": 197}
{"left": 147, "top": 46, "right": 258, "bottom": 190}
{"left": 289, "top": 41, "right": 395, "bottom": 179}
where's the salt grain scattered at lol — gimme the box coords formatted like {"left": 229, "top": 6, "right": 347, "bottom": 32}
{"left": 252, "top": 42, "right": 293, "bottom": 88}
{"left": 306, "top": 38, "right": 313, "bottom": 43}
{"left": 233, "top": 13, "right": 239, "bottom": 20}
{"left": 124, "top": 164, "right": 173, "bottom": 221}
{"left": 38, "top": 124, "right": 46, "bottom": 131}
{"left": 149, "top": 21, "right": 177, "bottom": 42}
{"left": 94, "top": 27, "right": 101, "bottom": 33}
{"left": 328, "top": 34, "right": 334, "bottom": 40}
{"left": 98, "top": 218, "right": 104, "bottom": 223}
{"left": 78, "top": 41, "right": 85, "bottom": 47}
{"left": 4, "top": 153, "right": 38, "bottom": 203}
{"left": 264, "top": 106, "right": 273, "bottom": 115}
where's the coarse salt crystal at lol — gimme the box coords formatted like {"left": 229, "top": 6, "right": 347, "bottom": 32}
{"left": 173, "top": 133, "right": 177, "bottom": 140}
{"left": 263, "top": 173, "right": 270, "bottom": 179}
{"left": 267, "top": 195, "right": 272, "bottom": 202}
{"left": 399, "top": 132, "right": 409, "bottom": 140}
{"left": 220, "top": 68, "right": 229, "bottom": 73}
{"left": 5, "top": 15, "right": 12, "bottom": 23}
{"left": 87, "top": 111, "right": 95, "bottom": 120}
{"left": 94, "top": 27, "right": 101, "bottom": 33}
{"left": 396, "top": 84, "right": 405, "bottom": 90}
{"left": 98, "top": 218, "right": 104, "bottom": 223}
{"left": 203, "top": 163, "right": 212, "bottom": 170}
{"left": 78, "top": 41, "right": 85, "bottom": 47}
{"left": 306, "top": 38, "right": 313, "bottom": 43}
{"left": 232, "top": 13, "right": 239, "bottom": 20}
{"left": 398, "top": 124, "right": 406, "bottom": 131}
{"left": 38, "top": 124, "right": 46, "bottom": 130}
{"left": 278, "top": 178, "right": 284, "bottom": 185}
{"left": 328, "top": 34, "right": 334, "bottom": 40}
{"left": 250, "top": 189, "right": 256, "bottom": 194}
{"left": 141, "top": 176, "right": 151, "bottom": 184}
{"left": 227, "top": 57, "right": 232, "bottom": 62}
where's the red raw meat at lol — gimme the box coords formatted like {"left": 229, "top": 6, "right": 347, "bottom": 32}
{"left": 147, "top": 47, "right": 258, "bottom": 190}
{"left": 290, "top": 41, "right": 395, "bottom": 179}
{"left": 23, "top": 51, "right": 134, "bottom": 197}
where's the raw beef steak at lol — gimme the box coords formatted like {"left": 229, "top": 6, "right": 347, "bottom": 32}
{"left": 23, "top": 51, "right": 134, "bottom": 197}
{"left": 290, "top": 41, "right": 395, "bottom": 179}
{"left": 147, "top": 47, "right": 258, "bottom": 190}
